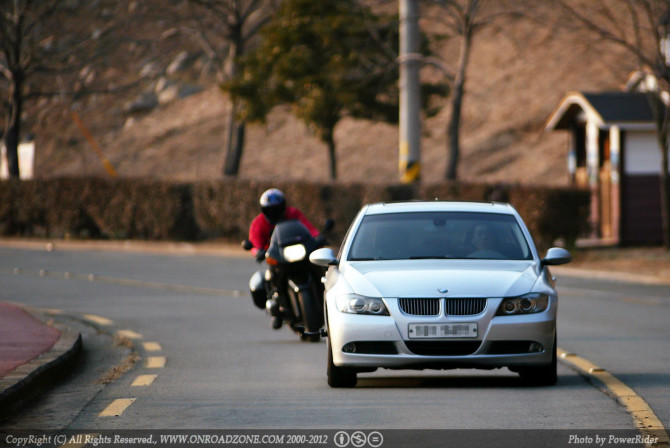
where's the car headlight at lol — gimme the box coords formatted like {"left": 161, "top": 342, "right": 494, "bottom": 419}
{"left": 336, "top": 294, "right": 389, "bottom": 315}
{"left": 283, "top": 244, "right": 307, "bottom": 262}
{"left": 496, "top": 293, "right": 550, "bottom": 315}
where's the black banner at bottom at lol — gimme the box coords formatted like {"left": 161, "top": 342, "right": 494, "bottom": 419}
{"left": 0, "top": 429, "right": 661, "bottom": 448}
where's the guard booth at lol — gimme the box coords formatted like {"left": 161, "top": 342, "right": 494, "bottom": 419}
{"left": 546, "top": 91, "right": 663, "bottom": 246}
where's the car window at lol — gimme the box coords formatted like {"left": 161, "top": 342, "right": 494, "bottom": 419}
{"left": 347, "top": 212, "right": 532, "bottom": 261}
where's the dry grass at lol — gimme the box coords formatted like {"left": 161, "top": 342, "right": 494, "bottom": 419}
{"left": 29, "top": 2, "right": 640, "bottom": 187}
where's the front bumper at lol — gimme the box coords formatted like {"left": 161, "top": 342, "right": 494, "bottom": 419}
{"left": 327, "top": 297, "right": 556, "bottom": 370}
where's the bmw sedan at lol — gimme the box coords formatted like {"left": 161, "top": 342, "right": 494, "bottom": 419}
{"left": 309, "top": 201, "right": 571, "bottom": 388}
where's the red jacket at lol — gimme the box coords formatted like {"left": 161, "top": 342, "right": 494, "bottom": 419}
{"left": 249, "top": 206, "right": 319, "bottom": 255}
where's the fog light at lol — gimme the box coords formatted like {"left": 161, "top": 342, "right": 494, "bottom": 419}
{"left": 342, "top": 343, "right": 357, "bottom": 353}
{"left": 529, "top": 342, "right": 544, "bottom": 353}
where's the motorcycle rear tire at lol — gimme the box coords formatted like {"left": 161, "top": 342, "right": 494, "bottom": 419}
{"left": 298, "top": 285, "right": 323, "bottom": 343}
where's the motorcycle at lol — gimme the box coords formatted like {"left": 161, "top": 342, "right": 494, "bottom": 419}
{"left": 243, "top": 218, "right": 334, "bottom": 342}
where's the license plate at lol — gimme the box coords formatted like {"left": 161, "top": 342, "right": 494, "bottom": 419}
{"left": 408, "top": 323, "right": 478, "bottom": 339}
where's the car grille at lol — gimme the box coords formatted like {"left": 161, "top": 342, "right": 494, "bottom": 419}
{"left": 405, "top": 341, "right": 481, "bottom": 356}
{"left": 445, "top": 298, "right": 487, "bottom": 316}
{"left": 398, "top": 298, "right": 440, "bottom": 316}
{"left": 398, "top": 298, "right": 487, "bottom": 316}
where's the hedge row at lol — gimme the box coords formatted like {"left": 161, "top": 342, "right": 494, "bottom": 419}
{"left": 0, "top": 178, "right": 589, "bottom": 251}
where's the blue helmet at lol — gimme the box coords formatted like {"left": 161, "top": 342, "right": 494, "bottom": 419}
{"left": 260, "top": 188, "right": 286, "bottom": 224}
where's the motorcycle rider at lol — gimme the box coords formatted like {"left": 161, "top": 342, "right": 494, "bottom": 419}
{"left": 248, "top": 188, "right": 322, "bottom": 328}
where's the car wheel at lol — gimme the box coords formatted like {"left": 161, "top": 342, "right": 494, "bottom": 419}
{"left": 519, "top": 332, "right": 557, "bottom": 386}
{"left": 327, "top": 336, "right": 357, "bottom": 388}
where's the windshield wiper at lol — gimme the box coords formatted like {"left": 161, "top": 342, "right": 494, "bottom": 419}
{"left": 408, "top": 255, "right": 456, "bottom": 260}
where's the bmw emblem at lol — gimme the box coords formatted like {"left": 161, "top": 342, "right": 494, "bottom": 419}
{"left": 438, "top": 288, "right": 449, "bottom": 294}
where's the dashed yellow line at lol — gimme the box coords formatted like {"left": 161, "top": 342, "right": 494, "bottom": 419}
{"left": 131, "top": 374, "right": 158, "bottom": 387}
{"left": 82, "top": 314, "right": 114, "bottom": 326}
{"left": 558, "top": 348, "right": 669, "bottom": 446}
{"left": 143, "top": 341, "right": 162, "bottom": 352}
{"left": 146, "top": 356, "right": 167, "bottom": 368}
{"left": 117, "top": 329, "right": 143, "bottom": 340}
{"left": 99, "top": 398, "right": 136, "bottom": 417}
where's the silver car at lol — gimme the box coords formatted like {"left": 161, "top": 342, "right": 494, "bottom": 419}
{"left": 310, "top": 201, "right": 571, "bottom": 388}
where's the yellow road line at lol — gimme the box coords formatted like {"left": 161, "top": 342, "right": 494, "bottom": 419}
{"left": 131, "top": 374, "right": 158, "bottom": 387}
{"left": 99, "top": 398, "right": 136, "bottom": 417}
{"left": 117, "top": 329, "right": 143, "bottom": 340}
{"left": 82, "top": 314, "right": 114, "bottom": 326}
{"left": 146, "top": 356, "right": 167, "bottom": 368}
{"left": 622, "top": 297, "right": 661, "bottom": 306}
{"left": 42, "top": 308, "right": 64, "bottom": 315}
{"left": 143, "top": 341, "right": 162, "bottom": 352}
{"left": 558, "top": 348, "right": 669, "bottom": 447}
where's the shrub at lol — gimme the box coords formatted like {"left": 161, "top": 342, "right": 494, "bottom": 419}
{"left": 0, "top": 178, "right": 589, "bottom": 250}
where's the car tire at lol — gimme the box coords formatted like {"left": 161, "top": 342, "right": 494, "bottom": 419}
{"left": 327, "top": 335, "right": 357, "bottom": 388}
{"left": 519, "top": 332, "right": 557, "bottom": 386}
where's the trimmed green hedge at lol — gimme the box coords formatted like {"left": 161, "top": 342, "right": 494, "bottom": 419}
{"left": 0, "top": 178, "right": 589, "bottom": 251}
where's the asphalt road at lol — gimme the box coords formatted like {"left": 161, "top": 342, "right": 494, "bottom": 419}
{"left": 0, "top": 246, "right": 668, "bottom": 443}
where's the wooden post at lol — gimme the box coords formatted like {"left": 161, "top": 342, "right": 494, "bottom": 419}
{"left": 586, "top": 120, "right": 600, "bottom": 239}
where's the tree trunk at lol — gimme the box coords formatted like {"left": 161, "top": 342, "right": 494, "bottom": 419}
{"left": 445, "top": 29, "right": 471, "bottom": 181}
{"left": 221, "top": 33, "right": 246, "bottom": 177}
{"left": 222, "top": 100, "right": 246, "bottom": 176}
{"left": 4, "top": 70, "right": 24, "bottom": 179}
{"left": 325, "top": 128, "right": 337, "bottom": 180}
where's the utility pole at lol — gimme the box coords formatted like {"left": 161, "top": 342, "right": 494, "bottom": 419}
{"left": 399, "top": 0, "right": 421, "bottom": 183}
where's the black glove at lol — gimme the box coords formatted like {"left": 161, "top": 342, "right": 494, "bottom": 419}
{"left": 315, "top": 234, "right": 327, "bottom": 247}
{"left": 255, "top": 249, "right": 266, "bottom": 263}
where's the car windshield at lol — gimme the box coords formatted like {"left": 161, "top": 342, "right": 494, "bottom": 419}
{"left": 347, "top": 212, "right": 533, "bottom": 261}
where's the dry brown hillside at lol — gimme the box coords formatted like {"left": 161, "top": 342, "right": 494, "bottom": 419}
{"left": 26, "top": 1, "right": 638, "bottom": 186}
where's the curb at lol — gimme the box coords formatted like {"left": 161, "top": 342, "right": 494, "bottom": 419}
{"left": 552, "top": 266, "right": 670, "bottom": 286}
{"left": 0, "top": 305, "right": 82, "bottom": 417}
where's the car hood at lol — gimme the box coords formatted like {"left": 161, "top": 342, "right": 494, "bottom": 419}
{"left": 342, "top": 260, "right": 539, "bottom": 298}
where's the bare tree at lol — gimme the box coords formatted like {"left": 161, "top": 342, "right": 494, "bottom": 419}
{"left": 424, "top": 0, "right": 515, "bottom": 181}
{"left": 0, "top": 0, "right": 129, "bottom": 179}
{"left": 0, "top": 0, "right": 60, "bottom": 178}
{"left": 555, "top": 0, "right": 670, "bottom": 248}
{"left": 177, "top": 0, "right": 276, "bottom": 177}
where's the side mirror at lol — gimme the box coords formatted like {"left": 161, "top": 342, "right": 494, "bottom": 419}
{"left": 541, "top": 247, "right": 572, "bottom": 266}
{"left": 310, "top": 247, "right": 339, "bottom": 267}
{"left": 241, "top": 240, "right": 253, "bottom": 251}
